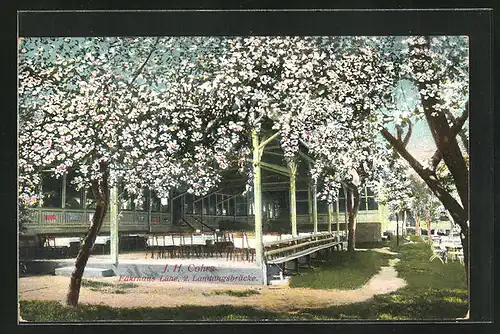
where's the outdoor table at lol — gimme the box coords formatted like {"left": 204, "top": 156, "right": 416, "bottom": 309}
{"left": 94, "top": 236, "right": 110, "bottom": 245}
{"left": 444, "top": 244, "right": 463, "bottom": 263}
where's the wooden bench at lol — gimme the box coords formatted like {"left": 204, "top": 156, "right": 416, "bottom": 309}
{"left": 266, "top": 240, "right": 342, "bottom": 265}
{"left": 264, "top": 233, "right": 341, "bottom": 273}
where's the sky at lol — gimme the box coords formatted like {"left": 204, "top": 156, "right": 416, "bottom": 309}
{"left": 406, "top": 119, "right": 437, "bottom": 165}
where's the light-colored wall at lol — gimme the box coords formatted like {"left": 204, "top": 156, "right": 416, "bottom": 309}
{"left": 356, "top": 223, "right": 382, "bottom": 243}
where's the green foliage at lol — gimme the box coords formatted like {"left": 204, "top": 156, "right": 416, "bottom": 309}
{"left": 19, "top": 301, "right": 289, "bottom": 321}
{"left": 394, "top": 241, "right": 466, "bottom": 289}
{"left": 81, "top": 280, "right": 113, "bottom": 288}
{"left": 290, "top": 250, "right": 392, "bottom": 290}
{"left": 81, "top": 279, "right": 138, "bottom": 294}
{"left": 355, "top": 241, "right": 390, "bottom": 249}
{"left": 408, "top": 175, "right": 443, "bottom": 223}
{"left": 202, "top": 289, "right": 260, "bottom": 297}
{"left": 408, "top": 235, "right": 423, "bottom": 242}
{"left": 119, "top": 283, "right": 139, "bottom": 289}
{"left": 18, "top": 201, "right": 32, "bottom": 234}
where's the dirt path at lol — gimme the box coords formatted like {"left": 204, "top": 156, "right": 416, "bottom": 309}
{"left": 19, "top": 250, "right": 406, "bottom": 313}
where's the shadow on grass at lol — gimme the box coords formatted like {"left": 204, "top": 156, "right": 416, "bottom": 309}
{"left": 20, "top": 288, "right": 468, "bottom": 322}
{"left": 296, "top": 287, "right": 467, "bottom": 320}
{"left": 19, "top": 300, "right": 296, "bottom": 321}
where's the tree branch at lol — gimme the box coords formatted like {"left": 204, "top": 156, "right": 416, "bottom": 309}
{"left": 380, "top": 127, "right": 468, "bottom": 226}
{"left": 402, "top": 120, "right": 412, "bottom": 147}
{"left": 128, "top": 37, "right": 161, "bottom": 88}
{"left": 429, "top": 101, "right": 469, "bottom": 170}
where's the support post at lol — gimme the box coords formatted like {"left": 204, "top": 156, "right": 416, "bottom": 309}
{"left": 403, "top": 210, "right": 407, "bottom": 237}
{"left": 170, "top": 191, "right": 174, "bottom": 226}
{"left": 328, "top": 202, "right": 333, "bottom": 234}
{"left": 252, "top": 130, "right": 266, "bottom": 285}
{"left": 61, "top": 174, "right": 67, "bottom": 209}
{"left": 234, "top": 196, "right": 237, "bottom": 220}
{"left": 288, "top": 160, "right": 298, "bottom": 237}
{"left": 312, "top": 178, "right": 318, "bottom": 234}
{"left": 208, "top": 194, "right": 211, "bottom": 216}
{"left": 110, "top": 184, "right": 119, "bottom": 266}
{"left": 200, "top": 197, "right": 201, "bottom": 224}
{"left": 336, "top": 199, "right": 340, "bottom": 242}
{"left": 215, "top": 194, "right": 218, "bottom": 216}
{"left": 343, "top": 185, "right": 349, "bottom": 238}
{"left": 308, "top": 183, "right": 313, "bottom": 225}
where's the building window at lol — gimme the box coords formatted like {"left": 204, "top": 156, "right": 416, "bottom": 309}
{"left": 65, "top": 171, "right": 84, "bottom": 209}
{"left": 134, "top": 191, "right": 147, "bottom": 212}
{"left": 295, "top": 190, "right": 309, "bottom": 214}
{"left": 338, "top": 187, "right": 346, "bottom": 212}
{"left": 227, "top": 197, "right": 235, "bottom": 216}
{"left": 235, "top": 195, "right": 247, "bottom": 216}
{"left": 317, "top": 201, "right": 328, "bottom": 213}
{"left": 193, "top": 196, "right": 201, "bottom": 214}
{"left": 208, "top": 194, "right": 216, "bottom": 215}
{"left": 150, "top": 191, "right": 160, "bottom": 212}
{"left": 296, "top": 201, "right": 308, "bottom": 214}
{"left": 86, "top": 188, "right": 96, "bottom": 209}
{"left": 215, "top": 194, "right": 223, "bottom": 215}
{"left": 119, "top": 187, "right": 147, "bottom": 211}
{"left": 184, "top": 193, "right": 194, "bottom": 214}
{"left": 359, "top": 186, "right": 378, "bottom": 211}
{"left": 40, "top": 174, "right": 62, "bottom": 208}
{"left": 367, "top": 197, "right": 378, "bottom": 210}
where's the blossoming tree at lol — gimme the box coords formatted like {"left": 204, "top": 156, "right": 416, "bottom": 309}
{"left": 18, "top": 37, "right": 240, "bottom": 306}
{"left": 297, "top": 37, "right": 398, "bottom": 251}
{"left": 378, "top": 36, "right": 469, "bottom": 276}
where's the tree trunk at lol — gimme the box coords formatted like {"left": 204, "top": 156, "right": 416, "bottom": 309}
{"left": 381, "top": 37, "right": 470, "bottom": 316}
{"left": 346, "top": 186, "right": 360, "bottom": 252}
{"left": 415, "top": 211, "right": 421, "bottom": 237}
{"left": 396, "top": 212, "right": 399, "bottom": 246}
{"left": 426, "top": 207, "right": 431, "bottom": 242}
{"left": 381, "top": 125, "right": 470, "bottom": 317}
{"left": 460, "top": 223, "right": 470, "bottom": 311}
{"left": 66, "top": 162, "right": 109, "bottom": 307}
{"left": 403, "top": 210, "right": 407, "bottom": 237}
{"left": 408, "top": 39, "right": 470, "bottom": 316}
{"left": 409, "top": 38, "right": 469, "bottom": 214}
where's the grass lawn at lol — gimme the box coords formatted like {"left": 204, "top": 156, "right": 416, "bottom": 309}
{"left": 289, "top": 250, "right": 392, "bottom": 290}
{"left": 294, "top": 239, "right": 467, "bottom": 320}
{"left": 19, "top": 237, "right": 467, "bottom": 321}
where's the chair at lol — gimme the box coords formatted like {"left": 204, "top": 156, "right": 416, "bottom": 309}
{"left": 156, "top": 235, "right": 166, "bottom": 258}
{"left": 429, "top": 244, "right": 446, "bottom": 264}
{"left": 170, "top": 234, "right": 183, "bottom": 258}
{"left": 228, "top": 234, "right": 244, "bottom": 261}
{"left": 243, "top": 234, "right": 256, "bottom": 262}
{"left": 202, "top": 238, "right": 214, "bottom": 258}
{"left": 446, "top": 246, "right": 464, "bottom": 264}
{"left": 181, "top": 234, "right": 201, "bottom": 259}
{"left": 146, "top": 235, "right": 160, "bottom": 259}
{"left": 190, "top": 234, "right": 205, "bottom": 258}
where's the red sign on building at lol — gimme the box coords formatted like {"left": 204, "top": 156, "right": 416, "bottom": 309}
{"left": 45, "top": 215, "right": 57, "bottom": 221}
